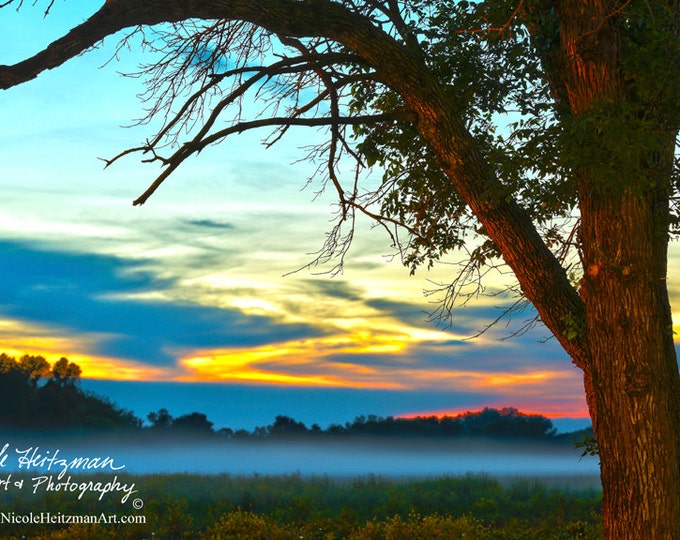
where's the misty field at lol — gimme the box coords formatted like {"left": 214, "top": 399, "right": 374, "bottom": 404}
{"left": 0, "top": 472, "right": 602, "bottom": 539}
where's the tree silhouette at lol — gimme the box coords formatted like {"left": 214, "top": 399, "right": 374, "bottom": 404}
{"left": 18, "top": 354, "right": 50, "bottom": 389}
{"left": 457, "top": 407, "right": 556, "bottom": 439}
{"left": 269, "top": 415, "right": 309, "bottom": 437}
{"left": 50, "top": 356, "right": 82, "bottom": 388}
{"left": 0, "top": 353, "right": 33, "bottom": 426}
{"left": 1, "top": 1, "right": 679, "bottom": 536}
{"left": 147, "top": 408, "right": 215, "bottom": 434}
{"left": 147, "top": 408, "right": 174, "bottom": 429}
{"left": 172, "top": 412, "right": 214, "bottom": 434}
{"left": 0, "top": 352, "right": 141, "bottom": 431}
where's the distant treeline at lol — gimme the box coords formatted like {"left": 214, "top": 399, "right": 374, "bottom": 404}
{"left": 0, "top": 353, "right": 591, "bottom": 441}
{"left": 195, "top": 408, "right": 584, "bottom": 442}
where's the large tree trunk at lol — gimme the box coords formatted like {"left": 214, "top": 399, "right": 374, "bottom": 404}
{"left": 579, "top": 187, "right": 680, "bottom": 539}
{"left": 555, "top": 1, "right": 680, "bottom": 536}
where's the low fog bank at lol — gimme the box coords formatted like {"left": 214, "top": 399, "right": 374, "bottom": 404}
{"left": 1, "top": 435, "right": 600, "bottom": 487}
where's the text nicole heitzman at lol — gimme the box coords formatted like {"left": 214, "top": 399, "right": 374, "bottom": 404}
{"left": 0, "top": 443, "right": 138, "bottom": 504}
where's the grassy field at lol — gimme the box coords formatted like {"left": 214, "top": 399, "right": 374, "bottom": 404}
{"left": 0, "top": 472, "right": 602, "bottom": 539}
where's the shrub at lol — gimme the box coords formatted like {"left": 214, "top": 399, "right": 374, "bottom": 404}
{"left": 205, "top": 509, "right": 294, "bottom": 540}
{"left": 350, "top": 513, "right": 492, "bottom": 540}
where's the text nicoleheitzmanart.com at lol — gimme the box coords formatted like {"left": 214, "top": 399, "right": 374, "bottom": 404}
{"left": 1, "top": 511, "right": 147, "bottom": 525}
{"left": 0, "top": 443, "right": 138, "bottom": 504}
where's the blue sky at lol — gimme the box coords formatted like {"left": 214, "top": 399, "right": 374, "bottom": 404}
{"left": 0, "top": 2, "right": 677, "bottom": 432}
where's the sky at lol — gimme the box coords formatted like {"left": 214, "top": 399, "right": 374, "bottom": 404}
{"left": 0, "top": 1, "right": 677, "bottom": 433}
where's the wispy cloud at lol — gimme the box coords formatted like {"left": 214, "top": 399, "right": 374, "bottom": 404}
{"left": 0, "top": 238, "right": 584, "bottom": 408}
{"left": 0, "top": 240, "right": 321, "bottom": 367}
{"left": 183, "top": 219, "right": 236, "bottom": 230}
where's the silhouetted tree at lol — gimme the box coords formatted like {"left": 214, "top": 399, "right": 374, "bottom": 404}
{"left": 50, "top": 356, "right": 82, "bottom": 388}
{"left": 231, "top": 429, "right": 251, "bottom": 439}
{"left": 147, "top": 408, "right": 174, "bottom": 429}
{"left": 18, "top": 354, "right": 50, "bottom": 388}
{"left": 0, "top": 353, "right": 32, "bottom": 426}
{"left": 457, "top": 407, "right": 557, "bottom": 439}
{"left": 77, "top": 392, "right": 142, "bottom": 431}
{"left": 268, "top": 415, "right": 308, "bottom": 437}
{"left": 0, "top": 352, "right": 141, "bottom": 431}
{"left": 217, "top": 427, "right": 235, "bottom": 438}
{"left": 172, "top": 412, "right": 214, "bottom": 434}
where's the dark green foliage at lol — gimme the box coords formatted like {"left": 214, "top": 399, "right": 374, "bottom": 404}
{"left": 146, "top": 407, "right": 174, "bottom": 430}
{"left": 168, "top": 412, "right": 214, "bottom": 434}
{"left": 0, "top": 472, "right": 603, "bottom": 539}
{"left": 455, "top": 407, "right": 557, "bottom": 438}
{"left": 574, "top": 432, "right": 599, "bottom": 459}
{"left": 349, "top": 0, "right": 573, "bottom": 278}
{"left": 347, "top": 0, "right": 680, "bottom": 299}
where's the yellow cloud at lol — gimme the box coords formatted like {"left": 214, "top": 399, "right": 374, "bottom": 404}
{"left": 484, "top": 372, "right": 550, "bottom": 386}
{"left": 176, "top": 338, "right": 406, "bottom": 389}
{"left": 0, "top": 318, "right": 167, "bottom": 381}
{"left": 179, "top": 353, "right": 347, "bottom": 386}
{"left": 174, "top": 324, "right": 576, "bottom": 396}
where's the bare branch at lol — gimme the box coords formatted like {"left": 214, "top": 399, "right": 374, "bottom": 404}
{"left": 127, "top": 113, "right": 392, "bottom": 205}
{"left": 0, "top": 0, "right": 22, "bottom": 10}
{"left": 1, "top": 0, "right": 59, "bottom": 16}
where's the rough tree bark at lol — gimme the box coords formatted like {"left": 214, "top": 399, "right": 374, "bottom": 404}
{"left": 552, "top": 2, "right": 680, "bottom": 536}
{"left": 1, "top": 1, "right": 679, "bottom": 538}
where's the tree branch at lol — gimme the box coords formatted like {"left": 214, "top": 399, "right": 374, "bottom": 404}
{"left": 0, "top": 0, "right": 588, "bottom": 366}
{"left": 125, "top": 113, "right": 393, "bottom": 205}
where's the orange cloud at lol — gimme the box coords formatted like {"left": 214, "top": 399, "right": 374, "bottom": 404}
{"left": 176, "top": 339, "right": 405, "bottom": 389}
{"left": 174, "top": 329, "right": 582, "bottom": 399}
{"left": 0, "top": 313, "right": 587, "bottom": 413}
{"left": 0, "top": 318, "right": 168, "bottom": 381}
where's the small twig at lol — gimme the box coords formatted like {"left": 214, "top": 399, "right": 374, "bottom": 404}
{"left": 456, "top": 0, "right": 524, "bottom": 39}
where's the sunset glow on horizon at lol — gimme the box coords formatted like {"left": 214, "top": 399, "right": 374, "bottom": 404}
{"left": 0, "top": 306, "right": 593, "bottom": 421}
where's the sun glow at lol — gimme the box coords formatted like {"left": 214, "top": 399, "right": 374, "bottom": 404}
{"left": 0, "top": 312, "right": 587, "bottom": 410}
{"left": 399, "top": 403, "right": 591, "bottom": 421}
{"left": 484, "top": 372, "right": 550, "bottom": 386}
{"left": 180, "top": 353, "right": 346, "bottom": 386}
{"left": 174, "top": 326, "right": 576, "bottom": 395}
{"left": 0, "top": 318, "right": 168, "bottom": 381}
{"left": 176, "top": 337, "right": 408, "bottom": 389}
